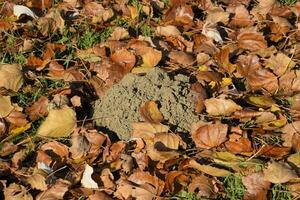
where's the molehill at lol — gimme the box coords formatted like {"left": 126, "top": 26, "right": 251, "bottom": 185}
{"left": 93, "top": 68, "right": 200, "bottom": 140}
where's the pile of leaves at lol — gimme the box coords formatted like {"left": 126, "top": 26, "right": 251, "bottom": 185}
{"left": 1, "top": 0, "right": 300, "bottom": 199}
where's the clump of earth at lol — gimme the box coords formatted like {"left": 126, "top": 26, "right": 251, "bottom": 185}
{"left": 93, "top": 68, "right": 200, "bottom": 140}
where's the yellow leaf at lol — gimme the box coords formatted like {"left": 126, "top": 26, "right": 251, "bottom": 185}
{"left": 221, "top": 77, "right": 232, "bottom": 87}
{"left": 247, "top": 96, "right": 275, "bottom": 108}
{"left": 188, "top": 159, "right": 231, "bottom": 177}
{"left": 37, "top": 106, "right": 76, "bottom": 138}
{"left": 10, "top": 123, "right": 31, "bottom": 135}
{"left": 0, "top": 64, "right": 23, "bottom": 92}
{"left": 0, "top": 95, "right": 14, "bottom": 118}
{"left": 288, "top": 153, "right": 300, "bottom": 168}
{"left": 198, "top": 65, "right": 208, "bottom": 71}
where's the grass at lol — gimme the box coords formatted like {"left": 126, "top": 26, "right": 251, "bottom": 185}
{"left": 222, "top": 174, "right": 246, "bottom": 200}
{"left": 171, "top": 191, "right": 202, "bottom": 200}
{"left": 139, "top": 23, "right": 154, "bottom": 37}
{"left": 77, "top": 27, "right": 113, "bottom": 49}
{"left": 277, "top": 0, "right": 297, "bottom": 5}
{"left": 271, "top": 184, "right": 292, "bottom": 200}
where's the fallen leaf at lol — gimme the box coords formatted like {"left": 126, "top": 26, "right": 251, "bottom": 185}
{"left": 263, "top": 161, "right": 298, "bottom": 183}
{"left": 128, "top": 171, "right": 165, "bottom": 195}
{"left": 131, "top": 122, "right": 169, "bottom": 140}
{"left": 188, "top": 175, "right": 217, "bottom": 198}
{"left": 0, "top": 95, "right": 14, "bottom": 118}
{"left": 168, "top": 50, "right": 195, "bottom": 66}
{"left": 6, "top": 111, "right": 29, "bottom": 127}
{"left": 237, "top": 28, "right": 267, "bottom": 51}
{"left": 206, "top": 7, "right": 229, "bottom": 25}
{"left": 81, "top": 164, "right": 98, "bottom": 189}
{"left": 109, "top": 27, "right": 129, "bottom": 41}
{"left": 89, "top": 191, "right": 113, "bottom": 200}
{"left": 186, "top": 158, "right": 231, "bottom": 177}
{"left": 26, "top": 96, "right": 49, "bottom": 120}
{"left": 229, "top": 5, "right": 252, "bottom": 27}
{"left": 36, "top": 179, "right": 70, "bottom": 200}
{"left": 13, "top": 5, "right": 37, "bottom": 19}
{"left": 0, "top": 64, "right": 23, "bottom": 92}
{"left": 242, "top": 172, "right": 271, "bottom": 200}
{"left": 140, "top": 100, "right": 164, "bottom": 123}
{"left": 101, "top": 168, "right": 115, "bottom": 190}
{"left": 154, "top": 132, "right": 186, "bottom": 150}
{"left": 4, "top": 183, "right": 33, "bottom": 200}
{"left": 279, "top": 70, "right": 300, "bottom": 95}
{"left": 141, "top": 47, "right": 162, "bottom": 68}
{"left": 282, "top": 121, "right": 300, "bottom": 151}
{"left": 114, "top": 179, "right": 156, "bottom": 200}
{"left": 0, "top": 142, "right": 18, "bottom": 156}
{"left": 26, "top": 169, "right": 47, "bottom": 191}
{"left": 156, "top": 25, "right": 181, "bottom": 36}
{"left": 266, "top": 53, "right": 296, "bottom": 76}
{"left": 204, "top": 98, "right": 242, "bottom": 116}
{"left": 287, "top": 152, "right": 300, "bottom": 168}
{"left": 110, "top": 48, "right": 136, "bottom": 70}
{"left": 37, "top": 106, "right": 76, "bottom": 138}
{"left": 191, "top": 121, "right": 228, "bottom": 149}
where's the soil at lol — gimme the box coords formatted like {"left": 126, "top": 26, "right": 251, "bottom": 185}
{"left": 93, "top": 68, "right": 200, "bottom": 140}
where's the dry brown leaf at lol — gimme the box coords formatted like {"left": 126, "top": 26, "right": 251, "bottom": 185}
{"left": 229, "top": 5, "right": 252, "bottom": 27}
{"left": 215, "top": 46, "right": 236, "bottom": 74}
{"left": 206, "top": 7, "right": 229, "bottom": 25}
{"left": 147, "top": 144, "right": 180, "bottom": 162}
{"left": 4, "top": 183, "right": 33, "bottom": 200}
{"left": 89, "top": 191, "right": 113, "bottom": 200}
{"left": 128, "top": 171, "right": 165, "bottom": 195}
{"left": 156, "top": 25, "right": 181, "bottom": 36}
{"left": 242, "top": 172, "right": 271, "bottom": 200}
{"left": 191, "top": 121, "right": 228, "bottom": 149}
{"left": 153, "top": 132, "right": 186, "bottom": 150}
{"left": 140, "top": 100, "right": 164, "bottom": 123}
{"left": 282, "top": 121, "right": 300, "bottom": 151}
{"left": 186, "top": 158, "right": 231, "bottom": 177}
{"left": 26, "top": 96, "right": 49, "bottom": 121}
{"left": 38, "top": 9, "right": 64, "bottom": 36}
{"left": 266, "top": 53, "right": 296, "bottom": 76}
{"left": 225, "top": 134, "right": 253, "bottom": 154}
{"left": 111, "top": 48, "right": 136, "bottom": 70}
{"left": 5, "top": 111, "right": 29, "bottom": 127}
{"left": 26, "top": 169, "right": 47, "bottom": 191}
{"left": 279, "top": 70, "right": 300, "bottom": 95}
{"left": 188, "top": 175, "right": 217, "bottom": 199}
{"left": 0, "top": 64, "right": 23, "bottom": 92}
{"left": 237, "top": 28, "right": 267, "bottom": 51}
{"left": 0, "top": 142, "right": 18, "bottom": 157}
{"left": 109, "top": 27, "right": 129, "bottom": 41}
{"left": 168, "top": 50, "right": 195, "bottom": 66}
{"left": 36, "top": 179, "right": 70, "bottom": 200}
{"left": 101, "top": 168, "right": 115, "bottom": 190}
{"left": 204, "top": 98, "right": 242, "bottom": 116}
{"left": 36, "top": 141, "right": 69, "bottom": 170}
{"left": 131, "top": 122, "right": 169, "bottom": 140}
{"left": 0, "top": 95, "right": 14, "bottom": 118}
{"left": 114, "top": 179, "right": 156, "bottom": 200}
{"left": 37, "top": 106, "right": 76, "bottom": 138}
{"left": 140, "top": 47, "right": 162, "bottom": 68}
{"left": 165, "top": 171, "right": 190, "bottom": 194}
{"left": 263, "top": 161, "right": 298, "bottom": 184}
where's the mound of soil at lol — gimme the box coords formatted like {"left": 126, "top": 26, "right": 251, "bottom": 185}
{"left": 94, "top": 68, "right": 200, "bottom": 140}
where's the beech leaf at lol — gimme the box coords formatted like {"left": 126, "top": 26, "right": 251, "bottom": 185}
{"left": 37, "top": 106, "right": 76, "bottom": 138}
{"left": 204, "top": 98, "right": 242, "bottom": 116}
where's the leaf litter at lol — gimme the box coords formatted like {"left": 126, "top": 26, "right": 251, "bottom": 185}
{"left": 0, "top": 0, "right": 300, "bottom": 199}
